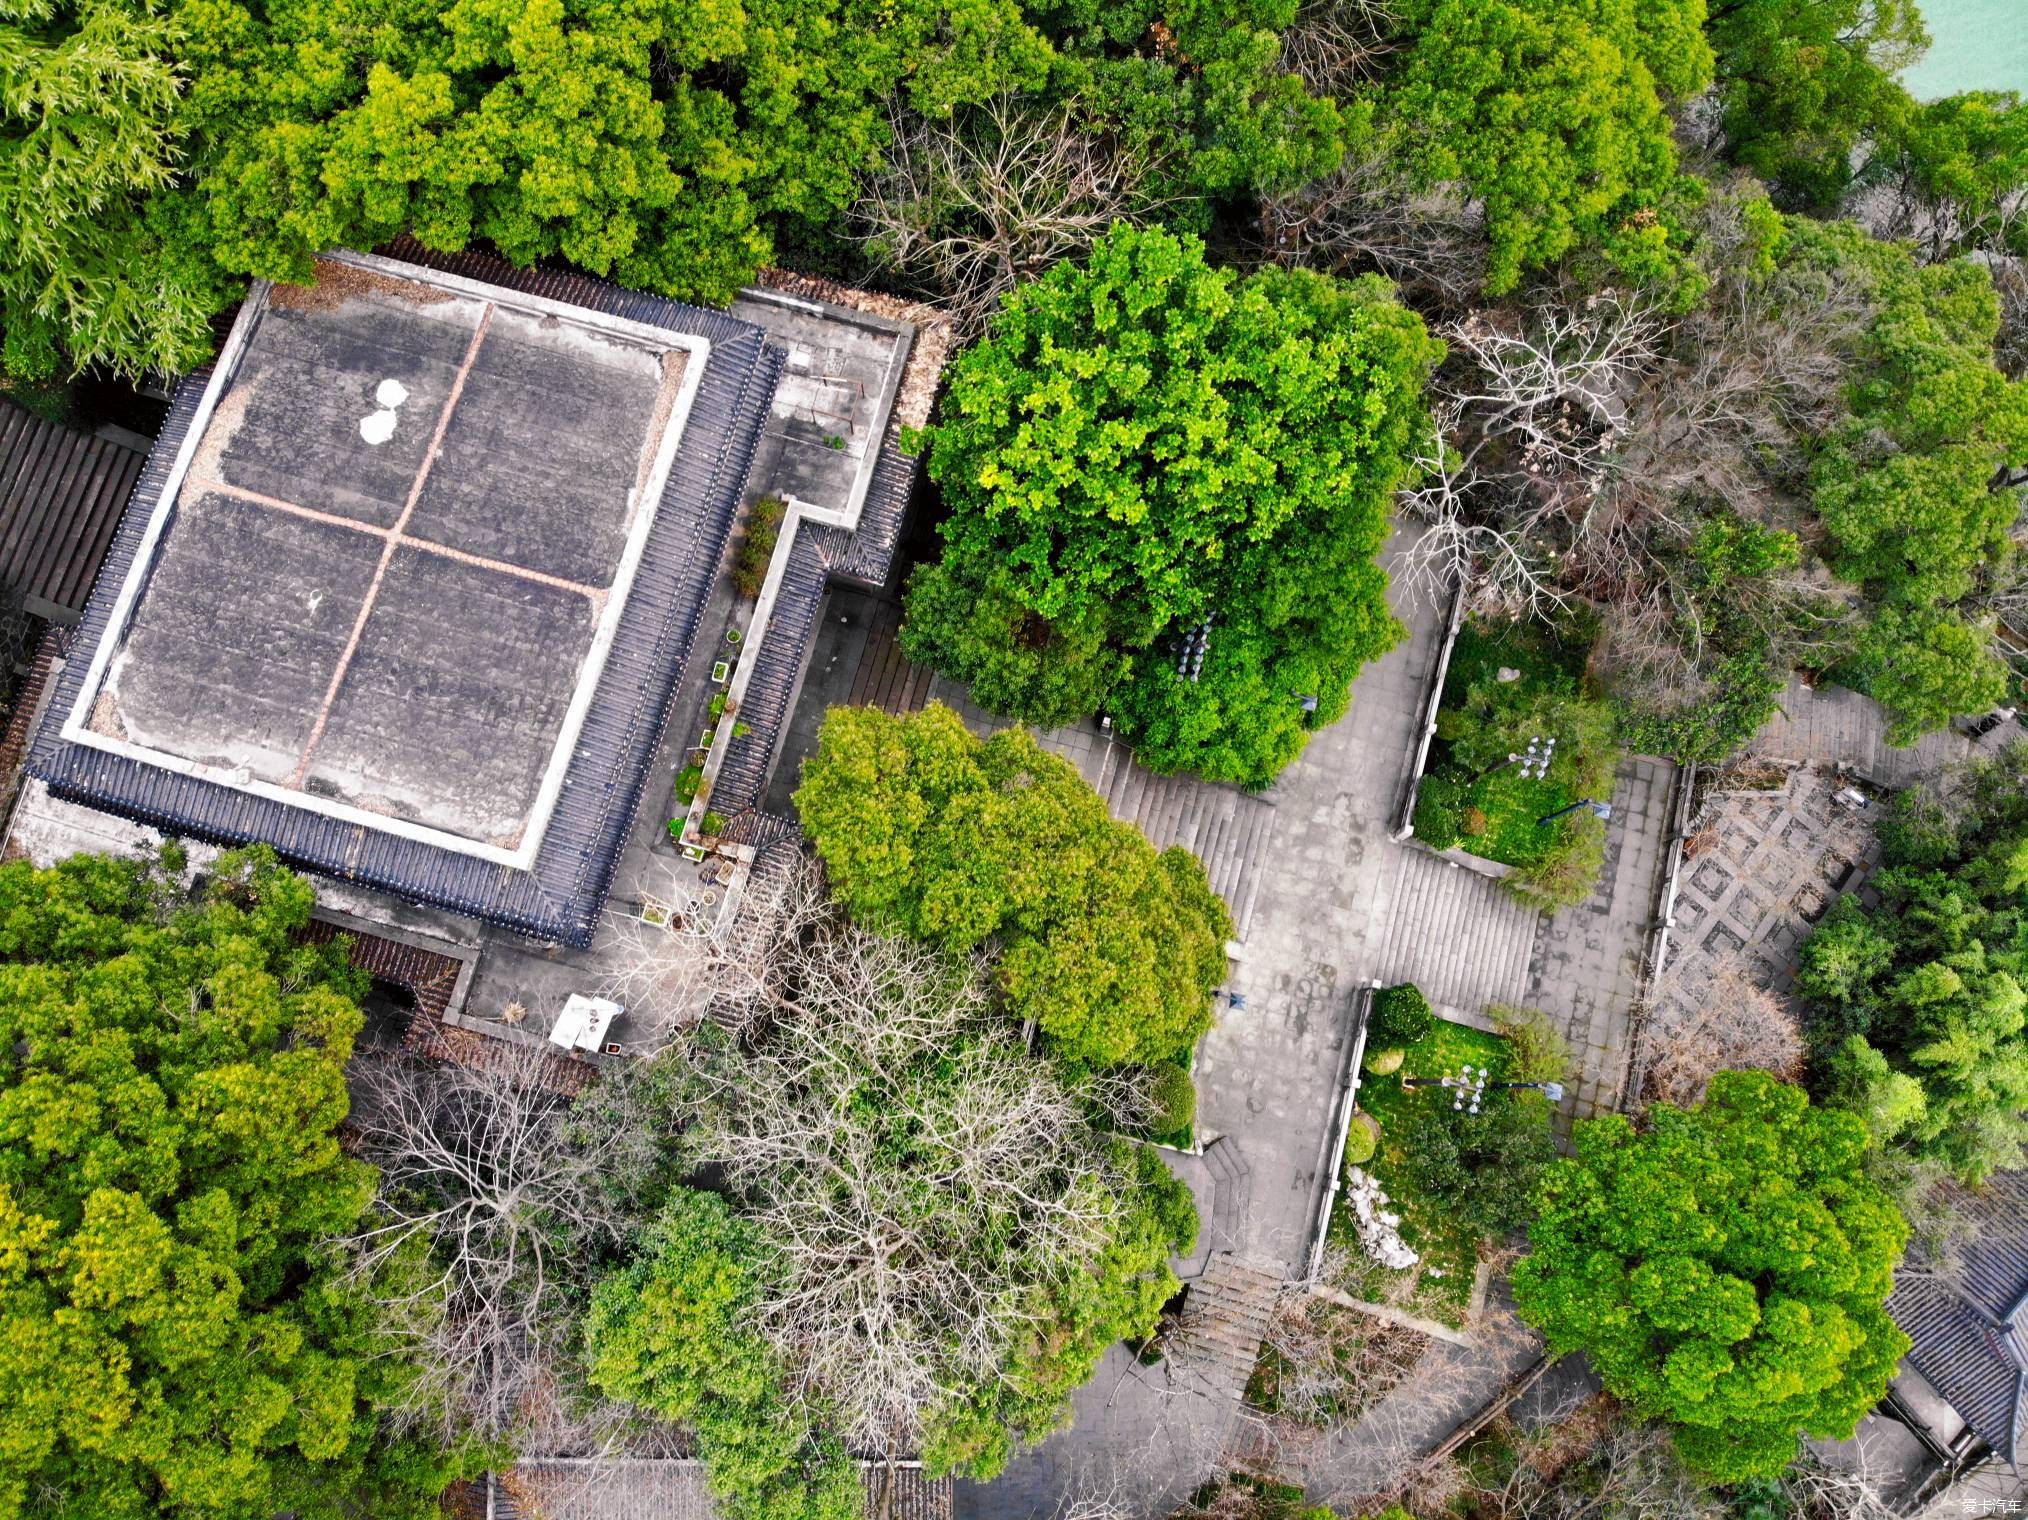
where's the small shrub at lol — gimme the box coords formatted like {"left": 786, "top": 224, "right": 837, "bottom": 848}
{"left": 1370, "top": 984, "right": 1434, "bottom": 1047}
{"left": 700, "top": 811, "right": 727, "bottom": 836}
{"left": 1364, "top": 1046, "right": 1405, "bottom": 1076}
{"left": 675, "top": 764, "right": 704, "bottom": 804}
{"left": 1505, "top": 813, "right": 1607, "bottom": 912}
{"left": 1413, "top": 772, "right": 1466, "bottom": 851}
{"left": 708, "top": 691, "right": 728, "bottom": 723}
{"left": 732, "top": 494, "right": 787, "bottom": 599}
{"left": 1147, "top": 1064, "right": 1197, "bottom": 1137}
{"left": 1343, "top": 1113, "right": 1379, "bottom": 1165}
{"left": 665, "top": 818, "right": 685, "bottom": 842}
{"left": 1489, "top": 1004, "right": 1568, "bottom": 1084}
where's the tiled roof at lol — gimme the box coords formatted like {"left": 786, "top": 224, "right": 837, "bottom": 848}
{"left": 491, "top": 1460, "right": 954, "bottom": 1519}
{"left": 29, "top": 249, "right": 781, "bottom": 947}
{"left": 0, "top": 401, "right": 146, "bottom": 621}
{"left": 1891, "top": 1171, "right": 2028, "bottom": 1464}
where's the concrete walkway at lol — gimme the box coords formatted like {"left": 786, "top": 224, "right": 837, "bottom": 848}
{"left": 961, "top": 530, "right": 1681, "bottom": 1517}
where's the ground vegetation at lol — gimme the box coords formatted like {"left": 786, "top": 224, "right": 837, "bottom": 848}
{"left": 1796, "top": 742, "right": 2028, "bottom": 1185}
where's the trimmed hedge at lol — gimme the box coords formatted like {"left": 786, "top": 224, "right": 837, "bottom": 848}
{"left": 1370, "top": 983, "right": 1434, "bottom": 1047}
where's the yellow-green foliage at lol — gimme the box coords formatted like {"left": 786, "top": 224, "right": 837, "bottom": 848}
{"left": 794, "top": 703, "right": 1232, "bottom": 1066}
{"left": 0, "top": 847, "right": 470, "bottom": 1519}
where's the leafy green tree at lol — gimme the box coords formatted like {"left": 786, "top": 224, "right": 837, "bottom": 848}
{"left": 0, "top": 846, "right": 469, "bottom": 1520}
{"left": 1791, "top": 220, "right": 2028, "bottom": 739}
{"left": 1032, "top": 0, "right": 1345, "bottom": 199}
{"left": 1512, "top": 1071, "right": 1911, "bottom": 1483}
{"left": 180, "top": 0, "right": 1051, "bottom": 307}
{"left": 1387, "top": 1083, "right": 1557, "bottom": 1242}
{"left": 0, "top": 0, "right": 235, "bottom": 378}
{"left": 910, "top": 224, "right": 1436, "bottom": 785}
{"left": 1882, "top": 90, "right": 2028, "bottom": 262}
{"left": 1378, "top": 0, "right": 1712, "bottom": 296}
{"left": 793, "top": 703, "right": 1231, "bottom": 1066}
{"left": 1797, "top": 743, "right": 2028, "bottom": 1184}
{"left": 586, "top": 1189, "right": 861, "bottom": 1520}
{"left": 1844, "top": 606, "right": 2009, "bottom": 746}
{"left": 1707, "top": 0, "right": 1927, "bottom": 207}
{"left": 897, "top": 559, "right": 1122, "bottom": 731}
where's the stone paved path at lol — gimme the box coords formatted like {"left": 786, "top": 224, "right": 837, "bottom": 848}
{"left": 961, "top": 532, "right": 1681, "bottom": 1518}
{"left": 1750, "top": 675, "right": 1972, "bottom": 789}
{"left": 1521, "top": 755, "right": 1675, "bottom": 1131}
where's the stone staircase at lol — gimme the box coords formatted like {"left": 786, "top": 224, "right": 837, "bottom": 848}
{"left": 1091, "top": 742, "right": 1280, "bottom": 940}
{"left": 1201, "top": 1134, "right": 1254, "bottom": 1253}
{"left": 1370, "top": 845, "right": 1538, "bottom": 1013}
{"left": 1171, "top": 1252, "right": 1285, "bottom": 1398}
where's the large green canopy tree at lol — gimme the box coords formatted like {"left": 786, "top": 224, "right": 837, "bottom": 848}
{"left": 906, "top": 222, "right": 1438, "bottom": 785}
{"left": 1707, "top": 0, "right": 1928, "bottom": 208}
{"left": 1512, "top": 1071, "right": 1910, "bottom": 1484}
{"left": 794, "top": 702, "right": 1230, "bottom": 1067}
{"left": 1798, "top": 742, "right": 2028, "bottom": 1185}
{"left": 0, "top": 846, "right": 466, "bottom": 1520}
{"left": 0, "top": 0, "right": 238, "bottom": 379}
{"left": 1379, "top": 0, "right": 1713, "bottom": 297}
{"left": 1794, "top": 220, "right": 2028, "bottom": 740}
{"left": 180, "top": 0, "right": 1052, "bottom": 305}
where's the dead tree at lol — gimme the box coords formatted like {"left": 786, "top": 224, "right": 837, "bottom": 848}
{"left": 1262, "top": 138, "right": 1487, "bottom": 305}
{"left": 853, "top": 95, "right": 1173, "bottom": 334}
{"left": 668, "top": 907, "right": 1157, "bottom": 1460}
{"left": 339, "top": 1043, "right": 649, "bottom": 1445}
{"left": 1645, "top": 967, "right": 1807, "bottom": 1108}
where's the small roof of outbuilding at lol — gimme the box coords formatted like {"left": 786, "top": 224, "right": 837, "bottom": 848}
{"left": 0, "top": 401, "right": 147, "bottom": 622}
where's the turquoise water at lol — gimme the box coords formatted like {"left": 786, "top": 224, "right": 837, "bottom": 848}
{"left": 1902, "top": 0, "right": 2028, "bottom": 99}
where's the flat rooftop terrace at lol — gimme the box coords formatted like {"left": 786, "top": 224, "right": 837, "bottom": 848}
{"left": 32, "top": 247, "right": 782, "bottom": 944}
{"left": 69, "top": 255, "right": 703, "bottom": 863}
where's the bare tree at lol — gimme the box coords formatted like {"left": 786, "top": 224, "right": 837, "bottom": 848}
{"left": 1263, "top": 138, "right": 1487, "bottom": 305}
{"left": 1394, "top": 289, "right": 1670, "bottom": 613}
{"left": 1645, "top": 967, "right": 1807, "bottom": 1108}
{"left": 1247, "top": 1248, "right": 1429, "bottom": 1450}
{"left": 664, "top": 902, "right": 1160, "bottom": 1462}
{"left": 853, "top": 95, "right": 1173, "bottom": 334}
{"left": 1278, "top": 0, "right": 1399, "bottom": 97}
{"left": 1466, "top": 1400, "right": 1721, "bottom": 1520}
{"left": 594, "top": 845, "right": 829, "bottom": 1043}
{"left": 339, "top": 1044, "right": 650, "bottom": 1446}
{"left": 1780, "top": 1447, "right": 1905, "bottom": 1520}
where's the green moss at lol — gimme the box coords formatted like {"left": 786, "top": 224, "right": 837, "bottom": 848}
{"left": 1343, "top": 1114, "right": 1379, "bottom": 1165}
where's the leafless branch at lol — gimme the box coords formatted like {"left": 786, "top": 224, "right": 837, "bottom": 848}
{"left": 854, "top": 95, "right": 1174, "bottom": 335}
{"left": 339, "top": 1044, "right": 649, "bottom": 1446}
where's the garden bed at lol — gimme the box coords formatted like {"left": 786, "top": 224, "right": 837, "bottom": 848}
{"left": 1327, "top": 1017, "right": 1513, "bottom": 1328}
{"left": 1407, "top": 616, "right": 1621, "bottom": 909}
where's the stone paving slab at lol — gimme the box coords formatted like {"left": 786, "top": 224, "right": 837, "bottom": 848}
{"left": 1519, "top": 755, "right": 1675, "bottom": 1132}
{"left": 1750, "top": 675, "right": 1971, "bottom": 790}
